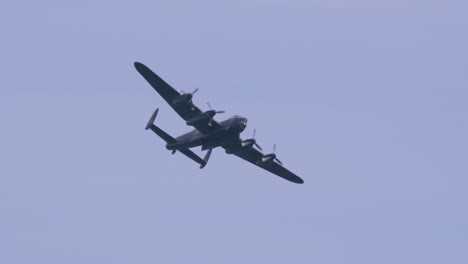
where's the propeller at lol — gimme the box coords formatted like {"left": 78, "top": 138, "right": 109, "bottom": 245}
{"left": 259, "top": 144, "right": 283, "bottom": 165}
{"left": 272, "top": 144, "right": 283, "bottom": 165}
{"left": 175, "top": 88, "right": 199, "bottom": 110}
{"left": 251, "top": 129, "right": 263, "bottom": 150}
{"left": 179, "top": 88, "right": 199, "bottom": 96}
{"left": 191, "top": 88, "right": 199, "bottom": 95}
{"left": 241, "top": 129, "right": 263, "bottom": 150}
{"left": 205, "top": 101, "right": 225, "bottom": 126}
{"left": 206, "top": 101, "right": 225, "bottom": 114}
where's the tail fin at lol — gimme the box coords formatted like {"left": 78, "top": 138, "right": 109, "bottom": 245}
{"left": 145, "top": 108, "right": 159, "bottom": 130}
{"left": 199, "top": 148, "right": 212, "bottom": 169}
{"left": 145, "top": 108, "right": 209, "bottom": 168}
{"left": 145, "top": 108, "right": 176, "bottom": 144}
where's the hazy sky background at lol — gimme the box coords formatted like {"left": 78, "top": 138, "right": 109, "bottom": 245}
{"left": 1, "top": 0, "right": 467, "bottom": 263}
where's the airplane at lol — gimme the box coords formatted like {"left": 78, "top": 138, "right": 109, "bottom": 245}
{"left": 134, "top": 62, "right": 304, "bottom": 184}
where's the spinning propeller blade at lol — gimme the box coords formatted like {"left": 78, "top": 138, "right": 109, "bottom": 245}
{"left": 179, "top": 88, "right": 199, "bottom": 96}
{"left": 272, "top": 144, "right": 283, "bottom": 165}
{"left": 206, "top": 101, "right": 225, "bottom": 114}
{"left": 252, "top": 129, "right": 263, "bottom": 151}
{"left": 205, "top": 101, "right": 225, "bottom": 126}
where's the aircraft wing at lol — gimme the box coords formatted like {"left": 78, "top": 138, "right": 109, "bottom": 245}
{"left": 134, "top": 62, "right": 221, "bottom": 134}
{"left": 222, "top": 140, "right": 304, "bottom": 184}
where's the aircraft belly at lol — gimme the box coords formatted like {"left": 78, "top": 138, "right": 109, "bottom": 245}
{"left": 201, "top": 134, "right": 238, "bottom": 150}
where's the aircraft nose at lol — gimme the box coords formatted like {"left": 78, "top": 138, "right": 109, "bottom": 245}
{"left": 241, "top": 118, "right": 247, "bottom": 129}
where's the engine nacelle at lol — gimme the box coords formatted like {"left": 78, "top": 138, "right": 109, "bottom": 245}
{"left": 186, "top": 110, "right": 217, "bottom": 126}
{"left": 256, "top": 154, "right": 276, "bottom": 165}
{"left": 172, "top": 94, "right": 193, "bottom": 105}
{"left": 224, "top": 139, "right": 256, "bottom": 154}
{"left": 241, "top": 139, "right": 255, "bottom": 149}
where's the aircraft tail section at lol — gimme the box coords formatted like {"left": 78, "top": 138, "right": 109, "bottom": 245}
{"left": 145, "top": 108, "right": 176, "bottom": 143}
{"left": 145, "top": 108, "right": 211, "bottom": 168}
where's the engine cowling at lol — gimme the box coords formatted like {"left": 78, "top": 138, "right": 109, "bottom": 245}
{"left": 258, "top": 154, "right": 276, "bottom": 164}
{"left": 241, "top": 139, "right": 255, "bottom": 149}
{"left": 172, "top": 93, "right": 193, "bottom": 105}
{"left": 186, "top": 110, "right": 217, "bottom": 126}
{"left": 172, "top": 88, "right": 199, "bottom": 107}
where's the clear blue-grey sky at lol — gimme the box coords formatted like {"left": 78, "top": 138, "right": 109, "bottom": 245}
{"left": 1, "top": 0, "right": 467, "bottom": 263}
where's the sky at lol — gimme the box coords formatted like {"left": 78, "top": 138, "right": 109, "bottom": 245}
{"left": 1, "top": 0, "right": 467, "bottom": 263}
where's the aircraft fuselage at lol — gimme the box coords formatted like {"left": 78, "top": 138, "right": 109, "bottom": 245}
{"left": 166, "top": 115, "right": 247, "bottom": 151}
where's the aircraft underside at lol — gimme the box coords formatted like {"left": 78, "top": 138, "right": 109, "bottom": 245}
{"left": 135, "top": 61, "right": 304, "bottom": 183}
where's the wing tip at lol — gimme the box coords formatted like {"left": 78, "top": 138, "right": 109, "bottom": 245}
{"left": 134, "top": 61, "right": 144, "bottom": 70}
{"left": 294, "top": 177, "right": 304, "bottom": 184}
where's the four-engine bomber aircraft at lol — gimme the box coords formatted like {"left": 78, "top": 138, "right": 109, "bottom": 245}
{"left": 134, "top": 62, "right": 304, "bottom": 184}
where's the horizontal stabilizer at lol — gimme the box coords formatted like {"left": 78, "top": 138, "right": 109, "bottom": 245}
{"left": 145, "top": 110, "right": 207, "bottom": 167}
{"left": 199, "top": 148, "right": 213, "bottom": 169}
{"left": 146, "top": 108, "right": 159, "bottom": 130}
{"left": 148, "top": 125, "right": 206, "bottom": 166}
{"left": 148, "top": 125, "right": 176, "bottom": 144}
